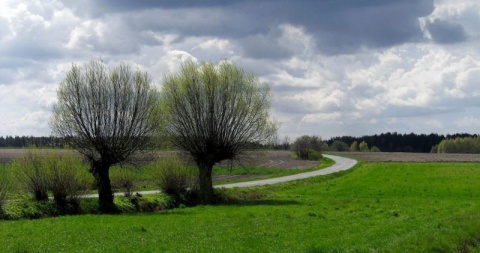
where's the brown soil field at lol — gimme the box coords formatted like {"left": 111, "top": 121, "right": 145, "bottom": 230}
{"left": 4, "top": 149, "right": 480, "bottom": 165}
{"left": 0, "top": 149, "right": 319, "bottom": 169}
{"left": 328, "top": 152, "right": 480, "bottom": 162}
{"left": 0, "top": 149, "right": 77, "bottom": 164}
{"left": 217, "top": 150, "right": 320, "bottom": 169}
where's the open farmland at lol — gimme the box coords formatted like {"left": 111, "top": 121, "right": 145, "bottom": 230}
{"left": 0, "top": 149, "right": 319, "bottom": 169}
{"left": 328, "top": 151, "right": 480, "bottom": 162}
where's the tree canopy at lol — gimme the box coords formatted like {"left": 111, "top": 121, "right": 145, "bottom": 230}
{"left": 51, "top": 59, "right": 160, "bottom": 212}
{"left": 161, "top": 60, "right": 277, "bottom": 203}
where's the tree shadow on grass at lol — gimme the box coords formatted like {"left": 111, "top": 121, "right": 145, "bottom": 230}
{"left": 218, "top": 199, "right": 302, "bottom": 207}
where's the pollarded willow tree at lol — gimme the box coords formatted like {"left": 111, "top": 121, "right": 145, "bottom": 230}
{"left": 51, "top": 59, "right": 160, "bottom": 212}
{"left": 162, "top": 60, "right": 278, "bottom": 204}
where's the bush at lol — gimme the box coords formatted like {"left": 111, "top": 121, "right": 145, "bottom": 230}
{"left": 370, "top": 146, "right": 381, "bottom": 152}
{"left": 153, "top": 157, "right": 198, "bottom": 199}
{"left": 330, "top": 140, "right": 349, "bottom": 151}
{"left": 111, "top": 166, "right": 136, "bottom": 197}
{"left": 292, "top": 135, "right": 323, "bottom": 159}
{"left": 0, "top": 167, "right": 11, "bottom": 211}
{"left": 12, "top": 149, "right": 91, "bottom": 210}
{"left": 12, "top": 149, "right": 50, "bottom": 201}
{"left": 45, "top": 153, "right": 90, "bottom": 210}
{"left": 307, "top": 149, "right": 322, "bottom": 161}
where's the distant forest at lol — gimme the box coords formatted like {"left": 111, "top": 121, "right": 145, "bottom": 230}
{"left": 0, "top": 136, "right": 66, "bottom": 148}
{"left": 327, "top": 132, "right": 478, "bottom": 153}
{"left": 1, "top": 133, "right": 479, "bottom": 153}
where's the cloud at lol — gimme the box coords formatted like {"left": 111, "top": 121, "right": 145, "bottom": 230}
{"left": 2, "top": 0, "right": 480, "bottom": 139}
{"left": 426, "top": 18, "right": 467, "bottom": 43}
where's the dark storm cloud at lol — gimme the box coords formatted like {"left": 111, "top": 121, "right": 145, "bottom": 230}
{"left": 64, "top": 0, "right": 435, "bottom": 56}
{"left": 426, "top": 18, "right": 467, "bottom": 44}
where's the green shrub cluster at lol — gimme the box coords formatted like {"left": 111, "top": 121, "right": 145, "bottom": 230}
{"left": 437, "top": 136, "right": 480, "bottom": 153}
{"left": 307, "top": 149, "right": 322, "bottom": 161}
{"left": 152, "top": 157, "right": 199, "bottom": 204}
{"left": 110, "top": 166, "right": 137, "bottom": 197}
{"left": 10, "top": 149, "right": 91, "bottom": 212}
{"left": 0, "top": 167, "right": 11, "bottom": 211}
{"left": 292, "top": 135, "right": 324, "bottom": 160}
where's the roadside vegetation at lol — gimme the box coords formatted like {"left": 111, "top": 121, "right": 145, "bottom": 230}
{"left": 0, "top": 149, "right": 330, "bottom": 219}
{"left": 2, "top": 161, "right": 480, "bottom": 251}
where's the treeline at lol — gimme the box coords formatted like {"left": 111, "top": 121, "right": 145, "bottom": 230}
{"left": 327, "top": 132, "right": 478, "bottom": 153}
{"left": 0, "top": 136, "right": 66, "bottom": 148}
{"left": 4, "top": 133, "right": 480, "bottom": 154}
{"left": 435, "top": 136, "right": 480, "bottom": 153}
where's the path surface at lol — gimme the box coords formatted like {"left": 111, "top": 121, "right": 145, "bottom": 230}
{"left": 215, "top": 154, "right": 357, "bottom": 188}
{"left": 97, "top": 154, "right": 357, "bottom": 198}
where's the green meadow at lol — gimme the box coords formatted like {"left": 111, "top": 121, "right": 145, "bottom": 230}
{"left": 2, "top": 161, "right": 480, "bottom": 252}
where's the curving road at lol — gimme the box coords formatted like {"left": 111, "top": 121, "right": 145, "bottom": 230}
{"left": 110, "top": 154, "right": 357, "bottom": 197}
{"left": 215, "top": 154, "right": 357, "bottom": 189}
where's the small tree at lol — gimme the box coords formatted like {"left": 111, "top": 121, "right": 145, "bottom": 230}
{"left": 350, "top": 141, "right": 359, "bottom": 152}
{"left": 292, "top": 135, "right": 323, "bottom": 160}
{"left": 161, "top": 60, "right": 277, "bottom": 204}
{"left": 330, "top": 140, "right": 349, "bottom": 151}
{"left": 13, "top": 149, "right": 50, "bottom": 201}
{"left": 0, "top": 167, "right": 11, "bottom": 211}
{"left": 359, "top": 141, "right": 369, "bottom": 152}
{"left": 46, "top": 152, "right": 90, "bottom": 210}
{"left": 51, "top": 59, "right": 160, "bottom": 212}
{"left": 370, "top": 146, "right": 381, "bottom": 152}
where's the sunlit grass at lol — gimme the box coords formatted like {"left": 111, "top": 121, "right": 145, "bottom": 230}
{"left": 2, "top": 162, "right": 480, "bottom": 251}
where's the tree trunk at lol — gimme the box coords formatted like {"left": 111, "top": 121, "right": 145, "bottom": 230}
{"left": 198, "top": 162, "right": 214, "bottom": 204}
{"left": 91, "top": 161, "right": 115, "bottom": 213}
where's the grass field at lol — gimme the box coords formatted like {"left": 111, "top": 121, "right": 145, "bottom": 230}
{"left": 2, "top": 161, "right": 480, "bottom": 252}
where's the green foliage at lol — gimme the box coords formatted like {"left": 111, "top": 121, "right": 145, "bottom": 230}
{"left": 437, "top": 136, "right": 480, "bottom": 153}
{"left": 10, "top": 149, "right": 91, "bottom": 210}
{"left": 350, "top": 141, "right": 359, "bottom": 151}
{"left": 0, "top": 167, "right": 11, "bottom": 211}
{"left": 330, "top": 140, "right": 349, "bottom": 151}
{"left": 152, "top": 157, "right": 198, "bottom": 198}
{"left": 114, "top": 194, "right": 171, "bottom": 213}
{"left": 161, "top": 60, "right": 277, "bottom": 203}
{"left": 292, "top": 135, "right": 323, "bottom": 159}
{"left": 12, "top": 149, "right": 50, "bottom": 201}
{"left": 307, "top": 149, "right": 322, "bottom": 161}
{"left": 359, "top": 141, "right": 369, "bottom": 152}
{"left": 110, "top": 166, "right": 137, "bottom": 197}
{"left": 370, "top": 146, "right": 381, "bottom": 152}
{"left": 45, "top": 152, "right": 91, "bottom": 210}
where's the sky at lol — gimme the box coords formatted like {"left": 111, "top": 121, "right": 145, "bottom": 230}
{"left": 1, "top": 0, "right": 480, "bottom": 139}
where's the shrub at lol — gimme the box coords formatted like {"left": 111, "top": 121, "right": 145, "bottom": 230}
{"left": 330, "top": 140, "right": 349, "bottom": 151}
{"left": 111, "top": 166, "right": 136, "bottom": 197}
{"left": 0, "top": 167, "right": 11, "bottom": 211}
{"left": 153, "top": 157, "right": 198, "bottom": 199}
{"left": 45, "top": 153, "right": 90, "bottom": 210}
{"left": 307, "top": 149, "right": 322, "bottom": 161}
{"left": 12, "top": 149, "right": 50, "bottom": 201}
{"left": 370, "top": 146, "right": 381, "bottom": 152}
{"left": 359, "top": 141, "right": 369, "bottom": 152}
{"left": 292, "top": 135, "right": 323, "bottom": 159}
